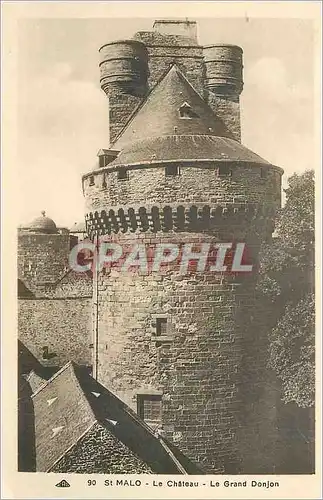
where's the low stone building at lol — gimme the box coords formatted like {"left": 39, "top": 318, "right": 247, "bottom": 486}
{"left": 19, "top": 352, "right": 201, "bottom": 474}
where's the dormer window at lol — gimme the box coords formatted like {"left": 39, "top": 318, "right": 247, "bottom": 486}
{"left": 97, "top": 149, "right": 120, "bottom": 168}
{"left": 99, "top": 156, "right": 108, "bottom": 168}
{"left": 179, "top": 102, "right": 199, "bottom": 119}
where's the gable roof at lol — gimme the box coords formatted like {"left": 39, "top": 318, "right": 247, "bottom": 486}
{"left": 106, "top": 64, "right": 276, "bottom": 169}
{"left": 31, "top": 362, "right": 95, "bottom": 472}
{"left": 112, "top": 64, "right": 233, "bottom": 150}
{"left": 30, "top": 362, "right": 201, "bottom": 474}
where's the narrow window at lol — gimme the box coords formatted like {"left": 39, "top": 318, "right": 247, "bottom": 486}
{"left": 165, "top": 164, "right": 180, "bottom": 177}
{"left": 89, "top": 175, "right": 95, "bottom": 186}
{"left": 117, "top": 168, "right": 129, "bottom": 180}
{"left": 137, "top": 394, "right": 162, "bottom": 424}
{"left": 156, "top": 317, "right": 167, "bottom": 336}
{"left": 260, "top": 168, "right": 267, "bottom": 179}
{"left": 217, "top": 165, "right": 232, "bottom": 177}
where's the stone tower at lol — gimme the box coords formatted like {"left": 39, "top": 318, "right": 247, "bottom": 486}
{"left": 83, "top": 19, "right": 283, "bottom": 473}
{"left": 18, "top": 212, "right": 77, "bottom": 288}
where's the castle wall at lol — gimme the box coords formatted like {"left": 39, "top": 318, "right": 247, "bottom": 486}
{"left": 84, "top": 163, "right": 281, "bottom": 212}
{"left": 82, "top": 154, "right": 282, "bottom": 472}
{"left": 133, "top": 31, "right": 205, "bottom": 93}
{"left": 86, "top": 228, "right": 278, "bottom": 473}
{"left": 18, "top": 233, "right": 77, "bottom": 287}
{"left": 78, "top": 18, "right": 286, "bottom": 474}
{"left": 99, "top": 40, "right": 149, "bottom": 145}
{"left": 18, "top": 297, "right": 92, "bottom": 369}
{"left": 207, "top": 92, "right": 241, "bottom": 142}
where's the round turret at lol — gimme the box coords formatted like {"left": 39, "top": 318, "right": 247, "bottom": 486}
{"left": 83, "top": 46, "right": 283, "bottom": 475}
{"left": 99, "top": 40, "right": 149, "bottom": 97}
{"left": 203, "top": 44, "right": 243, "bottom": 96}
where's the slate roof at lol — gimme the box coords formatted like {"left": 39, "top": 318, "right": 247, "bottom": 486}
{"left": 26, "top": 370, "right": 48, "bottom": 394}
{"left": 108, "top": 64, "right": 274, "bottom": 169}
{"left": 110, "top": 135, "right": 272, "bottom": 167}
{"left": 32, "top": 363, "right": 95, "bottom": 472}
{"left": 112, "top": 64, "right": 233, "bottom": 149}
{"left": 31, "top": 361, "right": 200, "bottom": 474}
{"left": 18, "top": 340, "right": 47, "bottom": 377}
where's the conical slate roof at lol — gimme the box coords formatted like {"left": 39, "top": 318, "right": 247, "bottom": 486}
{"left": 109, "top": 64, "right": 273, "bottom": 168}
{"left": 111, "top": 135, "right": 272, "bottom": 167}
{"left": 112, "top": 64, "right": 234, "bottom": 150}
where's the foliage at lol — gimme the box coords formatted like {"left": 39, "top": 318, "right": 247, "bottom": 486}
{"left": 258, "top": 170, "right": 315, "bottom": 407}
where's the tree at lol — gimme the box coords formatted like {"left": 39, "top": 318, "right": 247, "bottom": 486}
{"left": 258, "top": 170, "right": 315, "bottom": 408}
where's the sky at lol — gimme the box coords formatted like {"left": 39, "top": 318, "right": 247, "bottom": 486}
{"left": 17, "top": 16, "right": 315, "bottom": 228}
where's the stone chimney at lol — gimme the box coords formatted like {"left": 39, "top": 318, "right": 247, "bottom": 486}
{"left": 153, "top": 19, "right": 198, "bottom": 42}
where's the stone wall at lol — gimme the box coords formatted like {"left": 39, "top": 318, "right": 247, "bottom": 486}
{"left": 18, "top": 232, "right": 77, "bottom": 287}
{"left": 50, "top": 422, "right": 153, "bottom": 473}
{"left": 83, "top": 163, "right": 282, "bottom": 215}
{"left": 207, "top": 92, "right": 241, "bottom": 142}
{"left": 88, "top": 229, "right": 278, "bottom": 473}
{"left": 133, "top": 31, "right": 205, "bottom": 93}
{"left": 18, "top": 297, "right": 92, "bottom": 369}
{"left": 108, "top": 91, "right": 142, "bottom": 145}
{"left": 84, "top": 20, "right": 283, "bottom": 474}
{"left": 82, "top": 153, "right": 282, "bottom": 473}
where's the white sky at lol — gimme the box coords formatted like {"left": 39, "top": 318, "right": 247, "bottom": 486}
{"left": 17, "top": 17, "right": 315, "bottom": 228}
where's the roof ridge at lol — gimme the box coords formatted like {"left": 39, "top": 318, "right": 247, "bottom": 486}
{"left": 111, "top": 64, "right": 233, "bottom": 150}
{"left": 30, "top": 361, "right": 96, "bottom": 420}
{"left": 69, "top": 363, "right": 98, "bottom": 422}
{"left": 111, "top": 63, "right": 178, "bottom": 147}
{"left": 31, "top": 361, "right": 74, "bottom": 398}
{"left": 172, "top": 64, "right": 207, "bottom": 103}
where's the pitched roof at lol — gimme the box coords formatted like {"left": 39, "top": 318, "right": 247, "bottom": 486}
{"left": 107, "top": 64, "right": 274, "bottom": 169}
{"left": 18, "top": 340, "right": 46, "bottom": 377}
{"left": 32, "top": 363, "right": 95, "bottom": 472}
{"left": 26, "top": 370, "right": 48, "bottom": 394}
{"left": 30, "top": 362, "right": 201, "bottom": 474}
{"left": 112, "top": 64, "right": 233, "bottom": 150}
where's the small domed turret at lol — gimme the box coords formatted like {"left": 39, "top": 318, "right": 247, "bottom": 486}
{"left": 23, "top": 211, "right": 58, "bottom": 234}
